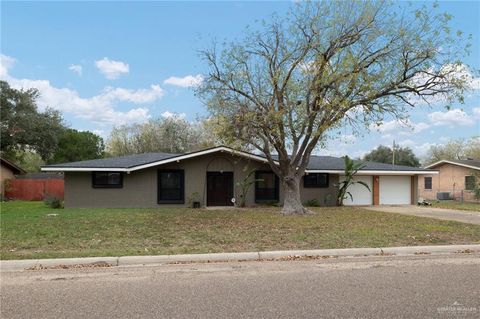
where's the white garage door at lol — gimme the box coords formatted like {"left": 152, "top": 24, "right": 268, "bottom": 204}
{"left": 379, "top": 176, "right": 411, "bottom": 205}
{"left": 340, "top": 175, "right": 373, "bottom": 206}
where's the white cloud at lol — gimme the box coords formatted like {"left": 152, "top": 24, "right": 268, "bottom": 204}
{"left": 320, "top": 134, "right": 365, "bottom": 158}
{"left": 412, "top": 122, "right": 430, "bottom": 133}
{"left": 68, "top": 64, "right": 82, "bottom": 76}
{"left": 163, "top": 74, "right": 203, "bottom": 88}
{"left": 397, "top": 139, "right": 416, "bottom": 147}
{"left": 473, "top": 107, "right": 480, "bottom": 119}
{"left": 412, "top": 64, "right": 480, "bottom": 91}
{"left": 427, "top": 109, "right": 474, "bottom": 127}
{"left": 393, "top": 140, "right": 439, "bottom": 157}
{"left": 447, "top": 63, "right": 480, "bottom": 91}
{"left": 370, "top": 119, "right": 430, "bottom": 136}
{"left": 370, "top": 120, "right": 399, "bottom": 134}
{"left": 321, "top": 147, "right": 368, "bottom": 159}
{"left": 161, "top": 111, "right": 186, "bottom": 119}
{"left": 0, "top": 54, "right": 16, "bottom": 77}
{"left": 90, "top": 129, "right": 105, "bottom": 137}
{"left": 339, "top": 134, "right": 357, "bottom": 144}
{"left": 95, "top": 57, "right": 129, "bottom": 80}
{"left": 406, "top": 63, "right": 480, "bottom": 106}
{"left": 98, "top": 85, "right": 164, "bottom": 104}
{"left": 1, "top": 56, "right": 163, "bottom": 126}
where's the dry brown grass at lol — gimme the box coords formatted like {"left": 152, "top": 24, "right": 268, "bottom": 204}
{"left": 2, "top": 201, "right": 480, "bottom": 260}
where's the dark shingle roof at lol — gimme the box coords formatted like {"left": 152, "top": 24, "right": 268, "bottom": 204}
{"left": 455, "top": 159, "right": 480, "bottom": 169}
{"left": 43, "top": 147, "right": 429, "bottom": 172}
{"left": 46, "top": 152, "right": 179, "bottom": 168}
{"left": 306, "top": 155, "right": 428, "bottom": 171}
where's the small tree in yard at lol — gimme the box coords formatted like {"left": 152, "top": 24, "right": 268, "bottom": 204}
{"left": 236, "top": 166, "right": 263, "bottom": 207}
{"left": 472, "top": 171, "right": 480, "bottom": 202}
{"left": 198, "top": 1, "right": 471, "bottom": 215}
{"left": 336, "top": 156, "right": 370, "bottom": 206}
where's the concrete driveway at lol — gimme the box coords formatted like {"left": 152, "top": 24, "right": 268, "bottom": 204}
{"left": 366, "top": 205, "right": 480, "bottom": 225}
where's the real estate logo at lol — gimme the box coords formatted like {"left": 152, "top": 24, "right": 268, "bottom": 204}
{"left": 437, "top": 301, "right": 478, "bottom": 315}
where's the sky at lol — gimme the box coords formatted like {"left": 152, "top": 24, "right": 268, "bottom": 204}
{"left": 1, "top": 0, "right": 479, "bottom": 159}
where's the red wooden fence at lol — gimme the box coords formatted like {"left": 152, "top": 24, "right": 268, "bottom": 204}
{"left": 5, "top": 179, "right": 64, "bottom": 201}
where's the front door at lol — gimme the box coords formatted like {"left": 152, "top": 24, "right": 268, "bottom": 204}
{"left": 207, "top": 172, "right": 234, "bottom": 206}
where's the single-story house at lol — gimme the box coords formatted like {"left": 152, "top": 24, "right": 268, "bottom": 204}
{"left": 41, "top": 146, "right": 436, "bottom": 208}
{"left": 419, "top": 159, "right": 479, "bottom": 202}
{"left": 1, "top": 157, "right": 25, "bottom": 199}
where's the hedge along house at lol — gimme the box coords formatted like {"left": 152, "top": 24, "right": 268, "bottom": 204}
{"left": 41, "top": 146, "right": 436, "bottom": 208}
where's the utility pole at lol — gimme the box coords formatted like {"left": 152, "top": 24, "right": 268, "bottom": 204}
{"left": 392, "top": 140, "right": 395, "bottom": 166}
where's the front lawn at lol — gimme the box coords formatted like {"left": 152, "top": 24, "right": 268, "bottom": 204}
{"left": 2, "top": 201, "right": 480, "bottom": 260}
{"left": 430, "top": 200, "right": 480, "bottom": 212}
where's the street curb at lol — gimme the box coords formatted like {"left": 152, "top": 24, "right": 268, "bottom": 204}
{"left": 0, "top": 257, "right": 119, "bottom": 271}
{"left": 118, "top": 252, "right": 260, "bottom": 266}
{"left": 1, "top": 244, "right": 479, "bottom": 271}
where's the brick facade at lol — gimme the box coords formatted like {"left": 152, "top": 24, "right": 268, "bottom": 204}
{"left": 418, "top": 163, "right": 478, "bottom": 202}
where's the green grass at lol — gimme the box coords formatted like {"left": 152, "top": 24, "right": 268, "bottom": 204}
{"left": 2, "top": 201, "right": 480, "bottom": 260}
{"left": 430, "top": 200, "right": 480, "bottom": 212}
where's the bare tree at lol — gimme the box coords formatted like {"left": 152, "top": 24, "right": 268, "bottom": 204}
{"left": 198, "top": 1, "right": 471, "bottom": 215}
{"left": 106, "top": 115, "right": 216, "bottom": 156}
{"left": 424, "top": 136, "right": 480, "bottom": 164}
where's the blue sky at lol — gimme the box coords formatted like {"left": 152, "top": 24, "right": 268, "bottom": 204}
{"left": 1, "top": 1, "right": 479, "bottom": 159}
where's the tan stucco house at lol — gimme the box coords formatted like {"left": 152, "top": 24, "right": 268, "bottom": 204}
{"left": 42, "top": 146, "right": 435, "bottom": 208}
{"left": 1, "top": 157, "right": 25, "bottom": 198}
{"left": 418, "top": 159, "right": 479, "bottom": 202}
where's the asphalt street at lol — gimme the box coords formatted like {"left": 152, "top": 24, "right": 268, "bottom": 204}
{"left": 1, "top": 254, "right": 479, "bottom": 319}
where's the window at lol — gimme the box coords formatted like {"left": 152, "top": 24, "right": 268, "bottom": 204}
{"left": 92, "top": 172, "right": 123, "bottom": 188}
{"left": 303, "top": 173, "right": 329, "bottom": 188}
{"left": 465, "top": 175, "right": 476, "bottom": 191}
{"left": 158, "top": 169, "right": 184, "bottom": 203}
{"left": 424, "top": 177, "right": 432, "bottom": 190}
{"left": 255, "top": 171, "right": 279, "bottom": 202}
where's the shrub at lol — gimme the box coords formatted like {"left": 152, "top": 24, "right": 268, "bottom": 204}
{"left": 260, "top": 201, "right": 281, "bottom": 207}
{"left": 304, "top": 199, "right": 321, "bottom": 207}
{"left": 44, "top": 196, "right": 64, "bottom": 209}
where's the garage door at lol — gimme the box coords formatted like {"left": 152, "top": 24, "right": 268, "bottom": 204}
{"left": 379, "top": 176, "right": 411, "bottom": 205}
{"left": 340, "top": 175, "right": 373, "bottom": 206}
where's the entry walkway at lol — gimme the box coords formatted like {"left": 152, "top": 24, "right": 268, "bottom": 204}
{"left": 366, "top": 205, "right": 480, "bottom": 225}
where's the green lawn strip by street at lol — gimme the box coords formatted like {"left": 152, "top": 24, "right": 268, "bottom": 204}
{"left": 2, "top": 201, "right": 480, "bottom": 260}
{"left": 430, "top": 200, "right": 480, "bottom": 212}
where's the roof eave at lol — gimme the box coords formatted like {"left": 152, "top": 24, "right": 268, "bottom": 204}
{"left": 425, "top": 160, "right": 480, "bottom": 171}
{"left": 41, "top": 146, "right": 277, "bottom": 172}
{"left": 41, "top": 167, "right": 129, "bottom": 172}
{"left": 41, "top": 146, "right": 440, "bottom": 174}
{"left": 306, "top": 169, "right": 439, "bottom": 175}
{"left": 1, "top": 157, "right": 26, "bottom": 174}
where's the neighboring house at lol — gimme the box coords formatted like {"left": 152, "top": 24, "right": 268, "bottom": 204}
{"left": 41, "top": 146, "right": 436, "bottom": 208}
{"left": 0, "top": 157, "right": 26, "bottom": 199}
{"left": 419, "top": 159, "right": 480, "bottom": 202}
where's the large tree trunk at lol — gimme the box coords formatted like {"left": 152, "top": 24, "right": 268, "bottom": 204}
{"left": 281, "top": 175, "right": 308, "bottom": 215}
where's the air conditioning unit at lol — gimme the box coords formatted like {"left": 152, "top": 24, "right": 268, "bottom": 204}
{"left": 436, "top": 192, "right": 451, "bottom": 200}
